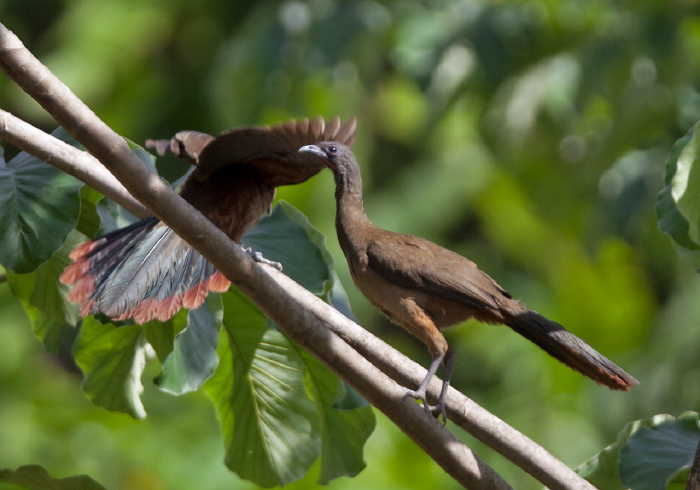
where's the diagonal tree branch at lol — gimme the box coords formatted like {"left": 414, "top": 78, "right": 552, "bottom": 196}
{"left": 0, "top": 23, "right": 596, "bottom": 490}
{"left": 275, "top": 271, "right": 597, "bottom": 489}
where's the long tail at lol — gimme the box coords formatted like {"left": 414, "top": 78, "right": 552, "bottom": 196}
{"left": 60, "top": 217, "right": 230, "bottom": 324}
{"left": 505, "top": 310, "right": 638, "bottom": 390}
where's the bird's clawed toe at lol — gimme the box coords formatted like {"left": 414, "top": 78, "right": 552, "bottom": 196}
{"left": 245, "top": 247, "right": 283, "bottom": 271}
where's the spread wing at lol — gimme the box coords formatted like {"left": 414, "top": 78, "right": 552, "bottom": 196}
{"left": 145, "top": 116, "right": 357, "bottom": 186}
{"left": 365, "top": 232, "right": 512, "bottom": 311}
{"left": 193, "top": 116, "right": 357, "bottom": 185}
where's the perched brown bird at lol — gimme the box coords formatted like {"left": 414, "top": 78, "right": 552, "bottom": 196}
{"left": 60, "top": 117, "right": 356, "bottom": 324}
{"left": 299, "top": 141, "right": 638, "bottom": 420}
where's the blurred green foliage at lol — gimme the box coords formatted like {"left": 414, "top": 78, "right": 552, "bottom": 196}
{"left": 2, "top": 0, "right": 700, "bottom": 488}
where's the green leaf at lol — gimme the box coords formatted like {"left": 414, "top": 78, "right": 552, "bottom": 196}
{"left": 204, "top": 282, "right": 373, "bottom": 487}
{"left": 5, "top": 155, "right": 103, "bottom": 350}
{"left": 74, "top": 317, "right": 150, "bottom": 419}
{"left": 0, "top": 465, "right": 107, "bottom": 490}
{"left": 156, "top": 296, "right": 222, "bottom": 394}
{"left": 6, "top": 230, "right": 82, "bottom": 350}
{"left": 76, "top": 185, "right": 106, "bottom": 239}
{"left": 139, "top": 309, "right": 188, "bottom": 363}
{"left": 656, "top": 123, "right": 700, "bottom": 266}
{"left": 0, "top": 128, "right": 83, "bottom": 273}
{"left": 299, "top": 349, "right": 374, "bottom": 483}
{"left": 243, "top": 201, "right": 359, "bottom": 326}
{"left": 577, "top": 412, "right": 700, "bottom": 490}
{"left": 576, "top": 440, "right": 627, "bottom": 490}
{"left": 205, "top": 289, "right": 319, "bottom": 487}
{"left": 667, "top": 466, "right": 691, "bottom": 490}
{"left": 619, "top": 412, "right": 700, "bottom": 490}
{"left": 231, "top": 201, "right": 373, "bottom": 484}
{"left": 242, "top": 201, "right": 332, "bottom": 294}
{"left": 95, "top": 196, "right": 141, "bottom": 234}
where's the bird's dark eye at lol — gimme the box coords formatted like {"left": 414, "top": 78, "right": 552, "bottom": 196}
{"left": 327, "top": 146, "right": 337, "bottom": 154}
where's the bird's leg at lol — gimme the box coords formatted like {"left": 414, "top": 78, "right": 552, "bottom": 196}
{"left": 431, "top": 347, "right": 456, "bottom": 424}
{"left": 404, "top": 346, "right": 455, "bottom": 424}
{"left": 243, "top": 247, "right": 283, "bottom": 271}
{"left": 404, "top": 351, "right": 445, "bottom": 417}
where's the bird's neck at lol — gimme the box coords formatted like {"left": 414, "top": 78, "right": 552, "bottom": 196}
{"left": 333, "top": 169, "right": 373, "bottom": 253}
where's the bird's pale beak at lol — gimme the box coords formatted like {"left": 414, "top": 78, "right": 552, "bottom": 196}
{"left": 298, "top": 144, "right": 326, "bottom": 160}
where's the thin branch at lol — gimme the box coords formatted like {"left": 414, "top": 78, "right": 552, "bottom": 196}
{"left": 0, "top": 23, "right": 596, "bottom": 490}
{"left": 0, "top": 109, "right": 149, "bottom": 218}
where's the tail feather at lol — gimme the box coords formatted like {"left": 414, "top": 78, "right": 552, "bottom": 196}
{"left": 505, "top": 310, "right": 638, "bottom": 390}
{"left": 60, "top": 217, "right": 231, "bottom": 324}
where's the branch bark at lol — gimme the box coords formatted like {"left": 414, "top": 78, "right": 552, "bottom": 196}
{"left": 0, "top": 23, "right": 596, "bottom": 490}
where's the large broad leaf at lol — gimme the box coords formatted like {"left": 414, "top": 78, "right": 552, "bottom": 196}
{"left": 205, "top": 289, "right": 319, "bottom": 487}
{"left": 6, "top": 230, "right": 83, "bottom": 351}
{"left": 0, "top": 465, "right": 107, "bottom": 490}
{"left": 0, "top": 128, "right": 83, "bottom": 273}
{"left": 76, "top": 185, "right": 104, "bottom": 239}
{"left": 656, "top": 123, "right": 700, "bottom": 266}
{"left": 6, "top": 181, "right": 103, "bottom": 351}
{"left": 298, "top": 348, "right": 375, "bottom": 483}
{"left": 577, "top": 412, "right": 700, "bottom": 490}
{"left": 209, "top": 202, "right": 373, "bottom": 486}
{"left": 619, "top": 412, "right": 699, "bottom": 490}
{"left": 243, "top": 200, "right": 368, "bottom": 408}
{"left": 74, "top": 317, "right": 151, "bottom": 419}
{"left": 155, "top": 296, "right": 223, "bottom": 394}
{"left": 73, "top": 307, "right": 217, "bottom": 418}
{"left": 241, "top": 201, "right": 332, "bottom": 294}
{"left": 204, "top": 286, "right": 373, "bottom": 486}
{"left": 139, "top": 309, "right": 188, "bottom": 363}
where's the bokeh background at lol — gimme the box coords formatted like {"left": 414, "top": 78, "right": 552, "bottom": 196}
{"left": 1, "top": 0, "right": 700, "bottom": 488}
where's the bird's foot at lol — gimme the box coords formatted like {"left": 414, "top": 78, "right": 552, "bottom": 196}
{"left": 430, "top": 401, "right": 448, "bottom": 426}
{"left": 244, "top": 247, "right": 282, "bottom": 271}
{"left": 404, "top": 388, "right": 447, "bottom": 426}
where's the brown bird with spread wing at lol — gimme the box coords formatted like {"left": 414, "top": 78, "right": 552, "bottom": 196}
{"left": 60, "top": 117, "right": 356, "bottom": 324}
{"left": 300, "top": 141, "right": 637, "bottom": 420}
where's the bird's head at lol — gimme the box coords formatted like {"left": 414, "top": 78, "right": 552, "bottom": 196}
{"left": 299, "top": 141, "right": 362, "bottom": 191}
{"left": 298, "top": 141, "right": 350, "bottom": 171}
